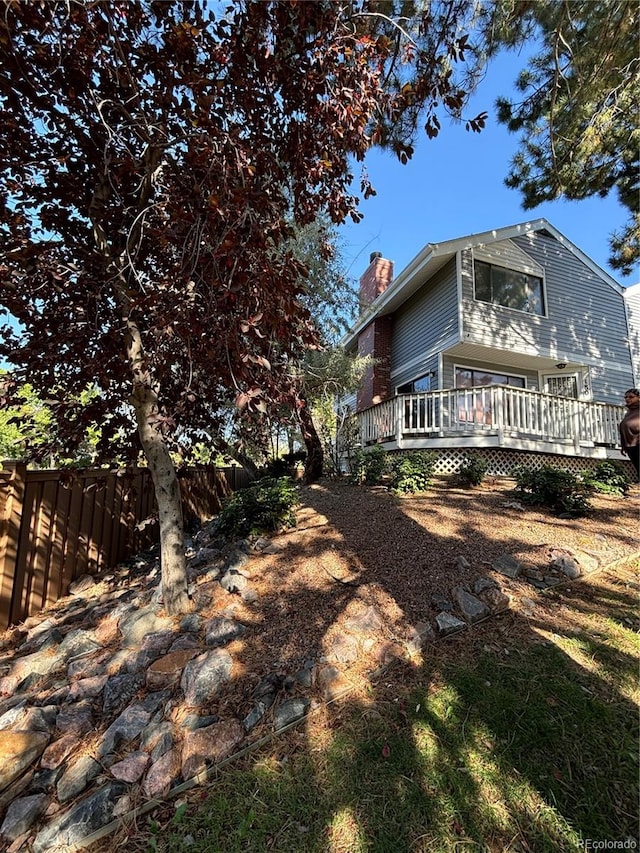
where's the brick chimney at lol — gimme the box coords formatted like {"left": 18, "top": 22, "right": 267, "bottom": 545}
{"left": 356, "top": 253, "right": 394, "bottom": 412}
{"left": 359, "top": 252, "right": 393, "bottom": 312}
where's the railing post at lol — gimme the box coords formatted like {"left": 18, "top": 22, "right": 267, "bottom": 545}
{"left": 439, "top": 390, "right": 447, "bottom": 436}
{"left": 495, "top": 386, "right": 505, "bottom": 444}
{"left": 572, "top": 400, "right": 581, "bottom": 453}
{"left": 396, "top": 397, "right": 404, "bottom": 449}
{"left": 0, "top": 461, "right": 26, "bottom": 630}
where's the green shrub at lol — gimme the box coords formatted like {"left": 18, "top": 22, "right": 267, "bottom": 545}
{"left": 582, "top": 460, "right": 631, "bottom": 495}
{"left": 388, "top": 450, "right": 435, "bottom": 494}
{"left": 350, "top": 445, "right": 388, "bottom": 485}
{"left": 458, "top": 452, "right": 488, "bottom": 487}
{"left": 513, "top": 464, "right": 592, "bottom": 516}
{"left": 216, "top": 477, "right": 299, "bottom": 538}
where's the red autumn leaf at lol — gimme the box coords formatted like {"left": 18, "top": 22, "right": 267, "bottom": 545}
{"left": 381, "top": 743, "right": 390, "bottom": 758}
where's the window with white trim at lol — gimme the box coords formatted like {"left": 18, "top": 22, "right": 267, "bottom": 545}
{"left": 454, "top": 366, "right": 525, "bottom": 426}
{"left": 474, "top": 260, "right": 545, "bottom": 315}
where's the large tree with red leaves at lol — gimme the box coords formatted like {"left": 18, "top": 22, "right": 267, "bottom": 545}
{"left": 0, "top": 0, "right": 484, "bottom": 614}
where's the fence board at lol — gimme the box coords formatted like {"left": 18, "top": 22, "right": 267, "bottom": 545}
{"left": 50, "top": 477, "right": 70, "bottom": 604}
{"left": 0, "top": 463, "right": 249, "bottom": 629}
{"left": 0, "top": 464, "right": 26, "bottom": 628}
{"left": 15, "top": 473, "right": 38, "bottom": 623}
{"left": 59, "top": 476, "right": 83, "bottom": 616}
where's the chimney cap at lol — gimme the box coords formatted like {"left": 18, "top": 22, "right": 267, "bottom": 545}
{"left": 369, "top": 251, "right": 383, "bottom": 263}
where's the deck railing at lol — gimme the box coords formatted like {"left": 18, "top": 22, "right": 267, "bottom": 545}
{"left": 357, "top": 386, "right": 624, "bottom": 449}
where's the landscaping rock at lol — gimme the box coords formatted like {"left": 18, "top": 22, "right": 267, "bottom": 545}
{"left": 316, "top": 665, "right": 353, "bottom": 701}
{"left": 550, "top": 549, "right": 582, "bottom": 579}
{"left": 99, "top": 705, "right": 152, "bottom": 757}
{"left": 68, "top": 575, "right": 99, "bottom": 596}
{"left": 102, "top": 673, "right": 145, "bottom": 716}
{"left": 204, "top": 616, "right": 246, "bottom": 647}
{"left": 431, "top": 593, "right": 454, "bottom": 611}
{"left": 453, "top": 587, "right": 490, "bottom": 623}
{"left": 435, "top": 612, "right": 466, "bottom": 636}
{"left": 479, "top": 587, "right": 510, "bottom": 613}
{"left": 406, "top": 621, "right": 435, "bottom": 653}
{"left": 344, "top": 605, "right": 383, "bottom": 634}
{"left": 109, "top": 751, "right": 149, "bottom": 783}
{"left": 224, "top": 550, "right": 250, "bottom": 572}
{"left": 325, "top": 632, "right": 360, "bottom": 664}
{"left": 56, "top": 755, "right": 102, "bottom": 803}
{"left": 118, "top": 609, "right": 175, "bottom": 648}
{"left": 492, "top": 553, "right": 522, "bottom": 579}
{"left": 146, "top": 649, "right": 198, "bottom": 691}
{"left": 274, "top": 698, "right": 309, "bottom": 731}
{"left": 32, "top": 783, "right": 125, "bottom": 853}
{"left": 472, "top": 577, "right": 499, "bottom": 595}
{"left": 0, "top": 732, "right": 49, "bottom": 794}
{"left": 142, "top": 747, "right": 182, "bottom": 800}
{"left": 0, "top": 793, "right": 47, "bottom": 842}
{"left": 181, "top": 649, "right": 233, "bottom": 706}
{"left": 181, "top": 719, "right": 243, "bottom": 780}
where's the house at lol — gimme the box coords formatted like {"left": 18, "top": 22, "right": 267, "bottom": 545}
{"left": 342, "top": 219, "right": 638, "bottom": 476}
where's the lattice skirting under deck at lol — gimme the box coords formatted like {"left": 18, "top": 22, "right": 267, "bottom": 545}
{"left": 409, "top": 447, "right": 637, "bottom": 479}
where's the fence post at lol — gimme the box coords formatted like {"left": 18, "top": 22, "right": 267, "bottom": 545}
{"left": 0, "top": 461, "right": 26, "bottom": 630}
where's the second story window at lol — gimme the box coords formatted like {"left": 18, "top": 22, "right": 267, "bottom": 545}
{"left": 474, "top": 260, "right": 545, "bottom": 316}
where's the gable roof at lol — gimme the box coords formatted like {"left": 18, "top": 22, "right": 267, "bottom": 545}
{"left": 343, "top": 218, "right": 624, "bottom": 349}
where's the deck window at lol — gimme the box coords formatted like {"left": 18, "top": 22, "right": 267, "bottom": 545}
{"left": 398, "top": 373, "right": 432, "bottom": 394}
{"left": 474, "top": 260, "right": 545, "bottom": 315}
{"left": 455, "top": 368, "right": 525, "bottom": 389}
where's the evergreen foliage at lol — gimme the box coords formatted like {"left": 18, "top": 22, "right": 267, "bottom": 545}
{"left": 485, "top": 1, "right": 639, "bottom": 274}
{"left": 388, "top": 450, "right": 436, "bottom": 494}
{"left": 458, "top": 452, "right": 488, "bottom": 487}
{"left": 216, "top": 477, "right": 299, "bottom": 539}
{"left": 350, "top": 445, "right": 388, "bottom": 485}
{"left": 513, "top": 464, "right": 592, "bottom": 516}
{"left": 582, "top": 460, "right": 632, "bottom": 496}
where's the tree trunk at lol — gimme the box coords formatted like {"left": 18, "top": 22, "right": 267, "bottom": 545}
{"left": 132, "top": 387, "right": 190, "bottom": 615}
{"left": 125, "top": 317, "right": 190, "bottom": 616}
{"left": 296, "top": 392, "right": 323, "bottom": 484}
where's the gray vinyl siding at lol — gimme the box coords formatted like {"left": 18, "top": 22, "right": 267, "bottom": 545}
{"left": 390, "top": 258, "right": 458, "bottom": 390}
{"left": 394, "top": 353, "right": 440, "bottom": 393}
{"left": 460, "top": 232, "right": 633, "bottom": 403}
{"left": 623, "top": 285, "right": 640, "bottom": 386}
{"left": 474, "top": 240, "right": 543, "bottom": 278}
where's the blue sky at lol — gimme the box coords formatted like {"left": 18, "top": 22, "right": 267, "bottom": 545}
{"left": 338, "top": 50, "right": 636, "bottom": 288}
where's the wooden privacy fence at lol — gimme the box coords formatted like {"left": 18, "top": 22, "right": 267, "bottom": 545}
{"left": 0, "top": 462, "right": 252, "bottom": 630}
